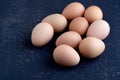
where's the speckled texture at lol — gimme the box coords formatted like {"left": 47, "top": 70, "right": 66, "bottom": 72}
{"left": 0, "top": 0, "right": 120, "bottom": 80}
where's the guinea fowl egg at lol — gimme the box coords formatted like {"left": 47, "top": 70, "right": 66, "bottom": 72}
{"left": 56, "top": 31, "right": 82, "bottom": 48}
{"left": 87, "top": 20, "right": 110, "bottom": 40}
{"left": 31, "top": 22, "right": 54, "bottom": 47}
{"left": 53, "top": 45, "right": 80, "bottom": 67}
{"left": 69, "top": 17, "right": 89, "bottom": 36}
{"left": 42, "top": 14, "right": 67, "bottom": 33}
{"left": 62, "top": 2, "right": 85, "bottom": 20}
{"left": 79, "top": 37, "right": 105, "bottom": 58}
{"left": 84, "top": 6, "right": 103, "bottom": 23}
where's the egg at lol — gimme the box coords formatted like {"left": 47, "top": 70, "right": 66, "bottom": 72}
{"left": 53, "top": 45, "right": 80, "bottom": 67}
{"left": 62, "top": 2, "right": 85, "bottom": 20}
{"left": 69, "top": 17, "right": 89, "bottom": 36}
{"left": 42, "top": 14, "right": 67, "bottom": 33}
{"left": 84, "top": 6, "right": 103, "bottom": 23}
{"left": 56, "top": 31, "right": 82, "bottom": 48}
{"left": 87, "top": 20, "right": 110, "bottom": 40}
{"left": 31, "top": 22, "right": 54, "bottom": 47}
{"left": 79, "top": 37, "right": 105, "bottom": 58}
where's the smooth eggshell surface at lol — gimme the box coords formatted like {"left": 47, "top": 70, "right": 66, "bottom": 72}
{"left": 42, "top": 14, "right": 67, "bottom": 33}
{"left": 56, "top": 31, "right": 82, "bottom": 48}
{"left": 53, "top": 45, "right": 80, "bottom": 67}
{"left": 62, "top": 2, "right": 85, "bottom": 20}
{"left": 84, "top": 6, "right": 103, "bottom": 23}
{"left": 87, "top": 20, "right": 110, "bottom": 40}
{"left": 69, "top": 17, "right": 89, "bottom": 36}
{"left": 31, "top": 22, "right": 54, "bottom": 47}
{"left": 79, "top": 37, "right": 105, "bottom": 58}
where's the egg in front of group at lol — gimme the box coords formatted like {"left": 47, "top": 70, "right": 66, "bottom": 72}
{"left": 53, "top": 45, "right": 80, "bottom": 67}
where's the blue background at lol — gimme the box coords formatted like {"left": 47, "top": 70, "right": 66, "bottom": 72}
{"left": 0, "top": 0, "right": 120, "bottom": 80}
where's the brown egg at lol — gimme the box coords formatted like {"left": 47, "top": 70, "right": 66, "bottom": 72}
{"left": 42, "top": 14, "right": 67, "bottom": 33}
{"left": 84, "top": 6, "right": 103, "bottom": 23}
{"left": 69, "top": 17, "right": 89, "bottom": 36}
{"left": 31, "top": 22, "right": 54, "bottom": 47}
{"left": 79, "top": 37, "right": 105, "bottom": 58}
{"left": 86, "top": 20, "right": 110, "bottom": 40}
{"left": 53, "top": 45, "right": 80, "bottom": 67}
{"left": 56, "top": 31, "right": 82, "bottom": 48}
{"left": 62, "top": 2, "right": 85, "bottom": 20}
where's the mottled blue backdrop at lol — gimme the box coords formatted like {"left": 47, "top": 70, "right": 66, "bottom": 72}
{"left": 0, "top": 0, "right": 120, "bottom": 80}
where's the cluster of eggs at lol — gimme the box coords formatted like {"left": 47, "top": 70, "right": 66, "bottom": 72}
{"left": 31, "top": 2, "right": 110, "bottom": 67}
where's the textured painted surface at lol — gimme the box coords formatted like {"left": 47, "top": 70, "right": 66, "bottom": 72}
{"left": 0, "top": 0, "right": 120, "bottom": 80}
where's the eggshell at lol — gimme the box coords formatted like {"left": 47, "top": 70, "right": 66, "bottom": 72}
{"left": 31, "top": 22, "right": 54, "bottom": 47}
{"left": 62, "top": 2, "right": 85, "bottom": 20}
{"left": 56, "top": 31, "right": 82, "bottom": 48}
{"left": 53, "top": 45, "right": 80, "bottom": 67}
{"left": 84, "top": 6, "right": 103, "bottom": 23}
{"left": 86, "top": 20, "right": 110, "bottom": 40}
{"left": 69, "top": 17, "right": 89, "bottom": 35}
{"left": 42, "top": 14, "right": 67, "bottom": 33}
{"left": 79, "top": 37, "right": 105, "bottom": 58}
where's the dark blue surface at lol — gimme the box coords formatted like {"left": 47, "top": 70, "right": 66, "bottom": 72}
{"left": 0, "top": 0, "right": 120, "bottom": 80}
